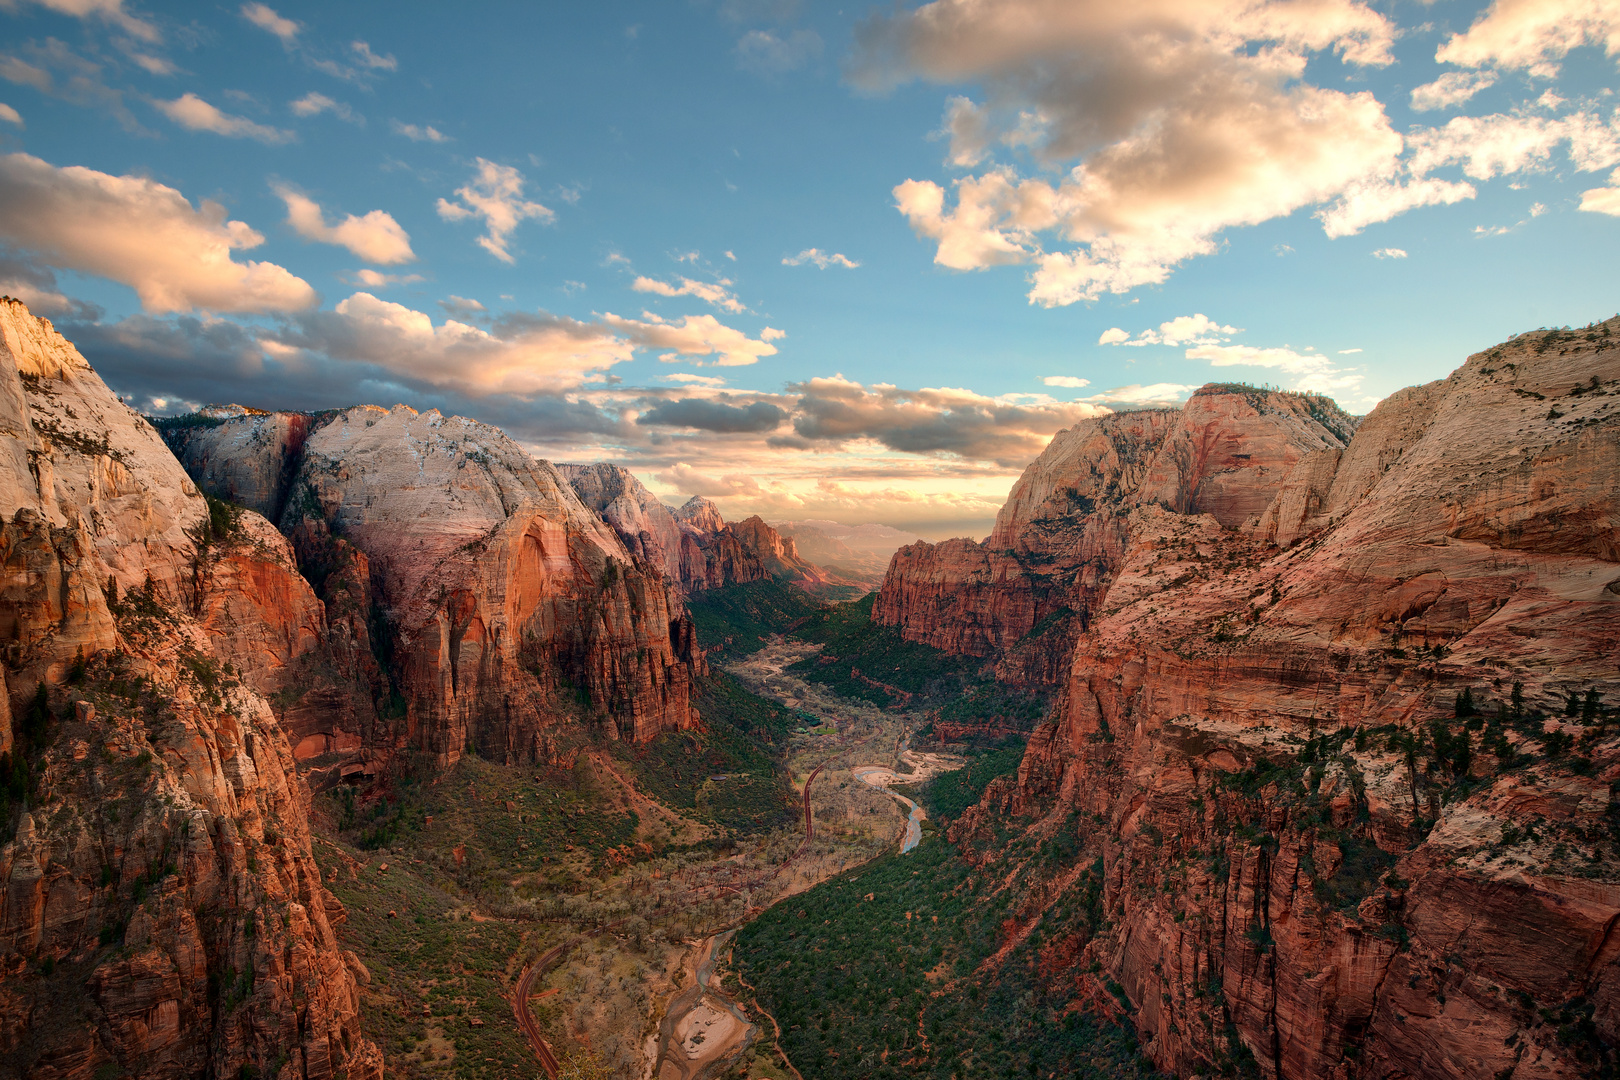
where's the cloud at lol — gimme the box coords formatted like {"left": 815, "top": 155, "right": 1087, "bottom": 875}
{"left": 1079, "top": 383, "right": 1198, "bottom": 406}
{"left": 0, "top": 254, "right": 100, "bottom": 319}
{"left": 156, "top": 92, "right": 293, "bottom": 143}
{"left": 1337, "top": 347, "right": 1362, "bottom": 354}
{"left": 348, "top": 269, "right": 422, "bottom": 288}
{"left": 859, "top": 0, "right": 1406, "bottom": 304}
{"left": 1187, "top": 341, "right": 1364, "bottom": 395}
{"left": 241, "top": 2, "right": 299, "bottom": 43}
{"left": 0, "top": 102, "right": 20, "bottom": 127}
{"left": 782, "top": 248, "right": 860, "bottom": 268}
{"left": 0, "top": 151, "right": 316, "bottom": 313}
{"left": 438, "top": 295, "right": 486, "bottom": 318}
{"left": 290, "top": 91, "right": 358, "bottom": 122}
{"left": 785, "top": 374, "right": 1110, "bottom": 466}
{"left": 598, "top": 311, "right": 780, "bottom": 366}
{"left": 1410, "top": 70, "right": 1498, "bottom": 111}
{"left": 274, "top": 184, "right": 414, "bottom": 264}
{"left": 661, "top": 372, "right": 727, "bottom": 387}
{"left": 1041, "top": 376, "right": 1090, "bottom": 388}
{"left": 436, "top": 158, "right": 553, "bottom": 262}
{"left": 1, "top": 38, "right": 141, "bottom": 130}
{"left": 736, "top": 28, "right": 823, "bottom": 75}
{"left": 632, "top": 275, "right": 745, "bottom": 312}
{"left": 350, "top": 40, "right": 397, "bottom": 71}
{"left": 1581, "top": 170, "right": 1620, "bottom": 214}
{"left": 638, "top": 398, "right": 786, "bottom": 433}
{"left": 392, "top": 119, "right": 448, "bottom": 142}
{"left": 1098, "top": 313, "right": 1240, "bottom": 347}
{"left": 1435, "top": 0, "right": 1620, "bottom": 78}
{"left": 1372, "top": 246, "right": 1407, "bottom": 258}
{"left": 10, "top": 0, "right": 159, "bottom": 43}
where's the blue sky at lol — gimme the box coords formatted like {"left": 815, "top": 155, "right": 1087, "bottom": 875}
{"left": 2, "top": 0, "right": 1618, "bottom": 537}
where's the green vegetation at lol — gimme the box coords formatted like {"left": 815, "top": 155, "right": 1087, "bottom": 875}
{"left": 732, "top": 834, "right": 1161, "bottom": 1080}
{"left": 616, "top": 673, "right": 798, "bottom": 832}
{"left": 935, "top": 682, "right": 1048, "bottom": 735}
{"left": 685, "top": 579, "right": 825, "bottom": 657}
{"left": 147, "top": 411, "right": 231, "bottom": 433}
{"left": 789, "top": 594, "right": 984, "bottom": 706}
{"left": 922, "top": 742, "right": 1027, "bottom": 823}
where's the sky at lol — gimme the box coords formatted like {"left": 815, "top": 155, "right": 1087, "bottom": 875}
{"left": 1, "top": 0, "right": 1618, "bottom": 540}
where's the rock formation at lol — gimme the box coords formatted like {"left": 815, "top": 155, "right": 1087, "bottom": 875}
{"left": 948, "top": 322, "right": 1620, "bottom": 1078}
{"left": 160, "top": 405, "right": 315, "bottom": 523}
{"left": 0, "top": 299, "right": 381, "bottom": 1080}
{"left": 558, "top": 463, "right": 688, "bottom": 586}
{"left": 874, "top": 388, "right": 1357, "bottom": 685}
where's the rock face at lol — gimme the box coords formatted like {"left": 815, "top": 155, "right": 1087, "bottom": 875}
{"left": 558, "top": 463, "right": 688, "bottom": 585}
{"left": 282, "top": 408, "right": 704, "bottom": 759}
{"left": 159, "top": 405, "right": 315, "bottom": 523}
{"left": 0, "top": 299, "right": 381, "bottom": 1080}
{"left": 948, "top": 324, "right": 1620, "bottom": 1079}
{"left": 874, "top": 389, "right": 1356, "bottom": 685}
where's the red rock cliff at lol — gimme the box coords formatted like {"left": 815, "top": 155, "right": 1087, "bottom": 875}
{"left": 951, "top": 323, "right": 1620, "bottom": 1079}
{"left": 0, "top": 299, "right": 381, "bottom": 1080}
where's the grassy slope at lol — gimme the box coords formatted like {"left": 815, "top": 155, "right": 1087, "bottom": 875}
{"left": 920, "top": 743, "right": 1027, "bottom": 822}
{"left": 731, "top": 832, "right": 1161, "bottom": 1080}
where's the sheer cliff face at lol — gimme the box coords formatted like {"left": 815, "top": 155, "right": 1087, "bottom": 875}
{"left": 874, "top": 390, "right": 1356, "bottom": 684}
{"left": 282, "top": 407, "right": 701, "bottom": 759}
{"left": 952, "top": 326, "right": 1620, "bottom": 1079}
{"left": 0, "top": 300, "right": 380, "bottom": 1080}
{"left": 161, "top": 406, "right": 314, "bottom": 523}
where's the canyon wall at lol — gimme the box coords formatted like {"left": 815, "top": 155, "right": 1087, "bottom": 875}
{"left": 950, "top": 323, "right": 1620, "bottom": 1078}
{"left": 0, "top": 299, "right": 381, "bottom": 1080}
{"left": 874, "top": 389, "right": 1356, "bottom": 685}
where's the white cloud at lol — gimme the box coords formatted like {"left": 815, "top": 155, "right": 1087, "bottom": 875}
{"left": 0, "top": 151, "right": 316, "bottom": 313}
{"left": 760, "top": 326, "right": 785, "bottom": 341}
{"left": 632, "top": 275, "right": 746, "bottom": 312}
{"left": 436, "top": 158, "right": 553, "bottom": 263}
{"left": 1042, "top": 375, "right": 1090, "bottom": 388}
{"left": 241, "top": 2, "right": 299, "bottom": 43}
{"left": 1530, "top": 201, "right": 1548, "bottom": 215}
{"left": 861, "top": 0, "right": 1406, "bottom": 305}
{"left": 1316, "top": 175, "right": 1477, "bottom": 237}
{"left": 12, "top": 0, "right": 159, "bottom": 43}
{"left": 290, "top": 91, "right": 358, "bottom": 122}
{"left": 599, "top": 311, "right": 781, "bottom": 367}
{"left": 662, "top": 373, "right": 729, "bottom": 387}
{"left": 1187, "top": 341, "right": 1364, "bottom": 396}
{"left": 1581, "top": 170, "right": 1620, "bottom": 214}
{"left": 350, "top": 40, "right": 397, "bottom": 71}
{"left": 1098, "top": 313, "right": 1241, "bottom": 347}
{"left": 0, "top": 103, "right": 21, "bottom": 127}
{"left": 736, "top": 28, "right": 823, "bottom": 75}
{"left": 1435, "top": 0, "right": 1620, "bottom": 78}
{"left": 156, "top": 92, "right": 293, "bottom": 143}
{"left": 274, "top": 184, "right": 414, "bottom": 264}
{"left": 349, "top": 269, "right": 422, "bottom": 288}
{"left": 1410, "top": 71, "right": 1498, "bottom": 111}
{"left": 1080, "top": 383, "right": 1198, "bottom": 406}
{"left": 782, "top": 248, "right": 860, "bottom": 268}
{"left": 1337, "top": 347, "right": 1362, "bottom": 354}
{"left": 1372, "top": 246, "right": 1407, "bottom": 258}
{"left": 391, "top": 119, "right": 447, "bottom": 142}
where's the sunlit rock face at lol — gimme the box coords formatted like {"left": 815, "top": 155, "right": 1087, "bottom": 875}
{"left": 0, "top": 299, "right": 382, "bottom": 1080}
{"left": 948, "top": 323, "right": 1620, "bottom": 1079}
{"left": 875, "top": 387, "right": 1357, "bottom": 686}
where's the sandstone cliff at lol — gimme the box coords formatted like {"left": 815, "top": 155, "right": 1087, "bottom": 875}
{"left": 160, "top": 405, "right": 315, "bottom": 523}
{"left": 950, "top": 322, "right": 1620, "bottom": 1079}
{"left": 874, "top": 388, "right": 1357, "bottom": 686}
{"left": 0, "top": 299, "right": 380, "bottom": 1080}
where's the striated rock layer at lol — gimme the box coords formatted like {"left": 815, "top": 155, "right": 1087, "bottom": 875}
{"left": 950, "top": 323, "right": 1620, "bottom": 1078}
{"left": 874, "top": 388, "right": 1356, "bottom": 685}
{"left": 0, "top": 299, "right": 381, "bottom": 1080}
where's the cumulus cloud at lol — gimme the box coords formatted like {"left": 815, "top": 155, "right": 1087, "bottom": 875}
{"left": 1581, "top": 169, "right": 1620, "bottom": 214}
{"left": 785, "top": 375, "right": 1110, "bottom": 466}
{"left": 860, "top": 0, "right": 1409, "bottom": 304}
{"left": 1435, "top": 0, "right": 1620, "bottom": 78}
{"left": 1411, "top": 70, "right": 1498, "bottom": 111}
{"left": 1042, "top": 376, "right": 1090, "bottom": 388}
{"left": 1098, "top": 313, "right": 1240, "bottom": 347}
{"left": 392, "top": 119, "right": 447, "bottom": 142}
{"left": 350, "top": 40, "right": 397, "bottom": 71}
{"left": 241, "top": 2, "right": 298, "bottom": 43}
{"left": 436, "top": 158, "right": 553, "bottom": 262}
{"left": 290, "top": 91, "right": 358, "bottom": 122}
{"left": 632, "top": 275, "right": 745, "bottom": 312}
{"left": 274, "top": 184, "right": 414, "bottom": 264}
{"left": 599, "top": 311, "right": 780, "bottom": 367}
{"left": 1372, "top": 247, "right": 1407, "bottom": 258}
{"left": 662, "top": 372, "right": 727, "bottom": 387}
{"left": 1188, "top": 342, "right": 1363, "bottom": 395}
{"left": 1079, "top": 383, "right": 1198, "bottom": 406}
{"left": 156, "top": 92, "right": 293, "bottom": 143}
{"left": 736, "top": 28, "right": 823, "bottom": 75}
{"left": 0, "top": 152, "right": 316, "bottom": 313}
{"left": 638, "top": 398, "right": 786, "bottom": 433}
{"left": 782, "top": 248, "right": 860, "bottom": 268}
{"left": 0, "top": 103, "right": 20, "bottom": 126}
{"left": 348, "top": 269, "right": 422, "bottom": 288}
{"left": 438, "top": 294, "right": 486, "bottom": 317}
